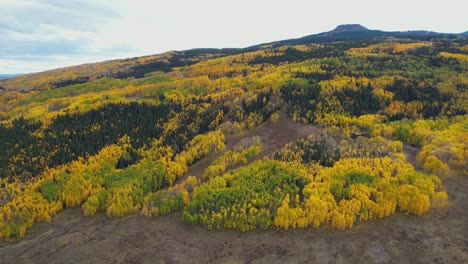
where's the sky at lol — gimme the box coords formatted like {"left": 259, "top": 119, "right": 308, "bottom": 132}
{"left": 0, "top": 0, "right": 467, "bottom": 74}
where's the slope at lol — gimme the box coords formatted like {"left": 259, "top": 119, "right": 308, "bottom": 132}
{"left": 0, "top": 122, "right": 466, "bottom": 264}
{"left": 0, "top": 25, "right": 466, "bottom": 242}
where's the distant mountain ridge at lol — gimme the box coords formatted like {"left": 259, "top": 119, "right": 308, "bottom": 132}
{"left": 328, "top": 24, "right": 370, "bottom": 33}
{"left": 1, "top": 24, "right": 466, "bottom": 91}
{"left": 0, "top": 74, "right": 23, "bottom": 80}
{"left": 259, "top": 24, "right": 467, "bottom": 47}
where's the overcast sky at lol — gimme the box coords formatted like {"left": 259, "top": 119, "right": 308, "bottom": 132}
{"left": 0, "top": 0, "right": 466, "bottom": 74}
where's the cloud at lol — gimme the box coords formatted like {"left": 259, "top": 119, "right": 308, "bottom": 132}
{"left": 0, "top": 0, "right": 466, "bottom": 74}
{"left": 0, "top": 0, "right": 134, "bottom": 73}
{"left": 0, "top": 0, "right": 117, "bottom": 33}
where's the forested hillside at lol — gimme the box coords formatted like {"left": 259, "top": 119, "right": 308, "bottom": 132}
{"left": 0, "top": 29, "right": 466, "bottom": 240}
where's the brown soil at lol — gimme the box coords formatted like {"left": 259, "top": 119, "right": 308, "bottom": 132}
{"left": 182, "top": 110, "right": 326, "bottom": 182}
{"left": 403, "top": 143, "right": 422, "bottom": 170}
{"left": 224, "top": 111, "right": 325, "bottom": 157}
{"left": 1, "top": 115, "right": 467, "bottom": 264}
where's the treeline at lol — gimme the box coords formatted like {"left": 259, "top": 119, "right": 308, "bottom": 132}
{"left": 113, "top": 49, "right": 236, "bottom": 79}
{"left": 51, "top": 76, "right": 90, "bottom": 89}
{"left": 0, "top": 131, "right": 225, "bottom": 239}
{"left": 281, "top": 74, "right": 465, "bottom": 124}
{"left": 249, "top": 41, "right": 381, "bottom": 65}
{"left": 1, "top": 80, "right": 282, "bottom": 182}
{"left": 226, "top": 89, "right": 281, "bottom": 130}
{"left": 0, "top": 101, "right": 223, "bottom": 181}
{"left": 280, "top": 78, "right": 381, "bottom": 123}
{"left": 250, "top": 46, "right": 344, "bottom": 65}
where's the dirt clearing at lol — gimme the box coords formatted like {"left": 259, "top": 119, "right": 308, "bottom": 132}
{"left": 183, "top": 111, "right": 326, "bottom": 182}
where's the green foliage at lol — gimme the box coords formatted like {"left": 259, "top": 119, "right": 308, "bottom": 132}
{"left": 185, "top": 160, "right": 309, "bottom": 231}
{"left": 141, "top": 190, "right": 185, "bottom": 217}
{"left": 0, "top": 131, "right": 221, "bottom": 238}
{"left": 346, "top": 171, "right": 376, "bottom": 185}
{"left": 330, "top": 171, "right": 375, "bottom": 201}
{"left": 27, "top": 78, "right": 130, "bottom": 104}
{"left": 0, "top": 36, "right": 464, "bottom": 239}
{"left": 39, "top": 179, "right": 61, "bottom": 202}
{"left": 394, "top": 123, "right": 411, "bottom": 141}
{"left": 186, "top": 157, "right": 446, "bottom": 231}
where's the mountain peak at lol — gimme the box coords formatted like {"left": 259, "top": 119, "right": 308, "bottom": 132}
{"left": 329, "top": 24, "right": 369, "bottom": 33}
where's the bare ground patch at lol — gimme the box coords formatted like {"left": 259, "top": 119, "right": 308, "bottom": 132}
{"left": 181, "top": 110, "right": 326, "bottom": 182}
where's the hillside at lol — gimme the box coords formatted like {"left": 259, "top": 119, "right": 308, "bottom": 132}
{"left": 0, "top": 25, "right": 467, "bottom": 262}
{"left": 0, "top": 49, "right": 236, "bottom": 92}
{"left": 1, "top": 24, "right": 465, "bottom": 93}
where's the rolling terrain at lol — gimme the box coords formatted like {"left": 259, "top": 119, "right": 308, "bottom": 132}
{"left": 0, "top": 25, "right": 467, "bottom": 263}
{"left": 0, "top": 120, "right": 466, "bottom": 264}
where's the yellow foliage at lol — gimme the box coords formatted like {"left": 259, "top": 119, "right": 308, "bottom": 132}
{"left": 274, "top": 195, "right": 304, "bottom": 230}
{"left": 348, "top": 42, "right": 431, "bottom": 55}
{"left": 270, "top": 111, "right": 280, "bottom": 123}
{"left": 303, "top": 194, "right": 335, "bottom": 228}
{"left": 397, "top": 185, "right": 430, "bottom": 215}
{"left": 438, "top": 52, "right": 468, "bottom": 62}
{"left": 61, "top": 174, "right": 92, "bottom": 208}
{"left": 0, "top": 191, "right": 62, "bottom": 239}
{"left": 421, "top": 155, "right": 450, "bottom": 177}
{"left": 106, "top": 188, "right": 138, "bottom": 218}
{"left": 432, "top": 191, "right": 448, "bottom": 208}
{"left": 82, "top": 195, "right": 100, "bottom": 216}
{"left": 245, "top": 112, "right": 263, "bottom": 129}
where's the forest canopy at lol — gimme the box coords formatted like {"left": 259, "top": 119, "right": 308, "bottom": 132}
{"left": 0, "top": 35, "right": 466, "bottom": 239}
